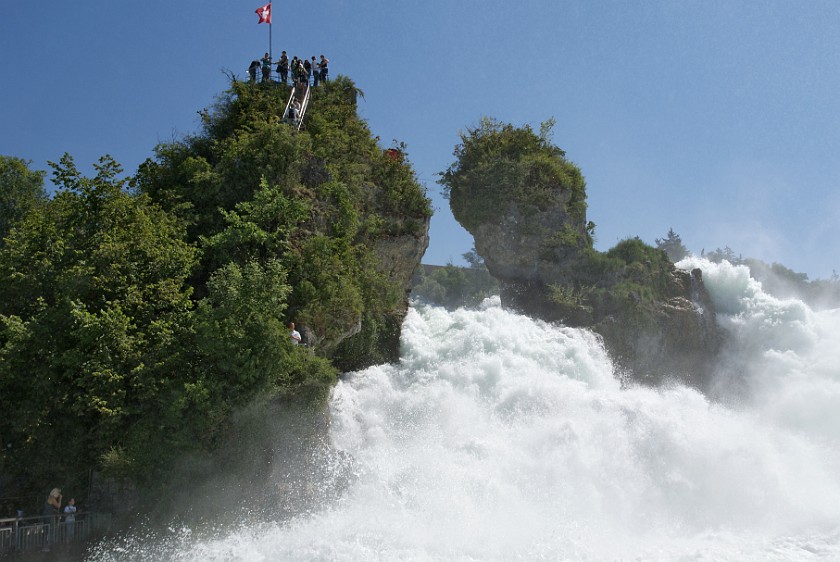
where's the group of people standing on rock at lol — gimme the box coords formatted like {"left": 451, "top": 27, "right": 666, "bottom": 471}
{"left": 248, "top": 51, "right": 329, "bottom": 87}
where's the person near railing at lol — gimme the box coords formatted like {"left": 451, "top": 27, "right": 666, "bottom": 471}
{"left": 295, "top": 58, "right": 307, "bottom": 86}
{"left": 310, "top": 56, "right": 320, "bottom": 86}
{"left": 63, "top": 498, "right": 77, "bottom": 540}
{"left": 260, "top": 53, "right": 272, "bottom": 83}
{"left": 318, "top": 55, "right": 329, "bottom": 82}
{"left": 287, "top": 99, "right": 301, "bottom": 127}
{"left": 277, "top": 51, "right": 289, "bottom": 84}
{"left": 41, "top": 488, "right": 61, "bottom": 548}
{"left": 248, "top": 60, "right": 260, "bottom": 82}
{"left": 303, "top": 57, "right": 312, "bottom": 85}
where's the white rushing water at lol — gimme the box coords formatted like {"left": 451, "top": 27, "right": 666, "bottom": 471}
{"left": 96, "top": 259, "right": 840, "bottom": 561}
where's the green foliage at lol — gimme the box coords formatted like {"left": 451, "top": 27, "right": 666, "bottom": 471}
{"left": 548, "top": 283, "right": 592, "bottom": 311}
{"left": 1, "top": 75, "right": 430, "bottom": 505}
{"left": 604, "top": 238, "right": 674, "bottom": 296}
{"left": 541, "top": 224, "right": 584, "bottom": 258}
{"left": 704, "top": 246, "right": 742, "bottom": 264}
{"left": 193, "top": 259, "right": 292, "bottom": 391}
{"left": 188, "top": 258, "right": 337, "bottom": 406}
{"left": 0, "top": 156, "right": 47, "bottom": 243}
{"left": 0, "top": 155, "right": 198, "bottom": 490}
{"left": 462, "top": 246, "right": 484, "bottom": 269}
{"left": 655, "top": 228, "right": 690, "bottom": 262}
{"left": 201, "top": 178, "right": 311, "bottom": 270}
{"left": 606, "top": 237, "right": 663, "bottom": 264}
{"left": 548, "top": 237, "right": 680, "bottom": 321}
{"left": 440, "top": 117, "right": 587, "bottom": 235}
{"left": 139, "top": 77, "right": 430, "bottom": 346}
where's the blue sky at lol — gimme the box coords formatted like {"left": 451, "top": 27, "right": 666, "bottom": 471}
{"left": 2, "top": 1, "right": 839, "bottom": 279}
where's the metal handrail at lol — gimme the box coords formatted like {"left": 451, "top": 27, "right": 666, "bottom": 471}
{"left": 282, "top": 86, "right": 296, "bottom": 124}
{"left": 0, "top": 511, "right": 110, "bottom": 554}
{"left": 297, "top": 84, "right": 312, "bottom": 132}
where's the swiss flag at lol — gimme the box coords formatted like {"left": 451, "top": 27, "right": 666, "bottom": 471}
{"left": 255, "top": 3, "right": 271, "bottom": 24}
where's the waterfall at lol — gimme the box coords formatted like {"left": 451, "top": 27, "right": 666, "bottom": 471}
{"left": 92, "top": 260, "right": 840, "bottom": 561}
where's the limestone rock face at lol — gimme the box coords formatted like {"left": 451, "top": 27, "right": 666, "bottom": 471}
{"left": 472, "top": 197, "right": 586, "bottom": 283}
{"left": 374, "top": 219, "right": 431, "bottom": 299}
{"left": 590, "top": 269, "right": 722, "bottom": 387}
{"left": 307, "top": 216, "right": 430, "bottom": 360}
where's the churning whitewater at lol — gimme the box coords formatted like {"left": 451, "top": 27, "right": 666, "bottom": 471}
{"left": 96, "top": 259, "right": 840, "bottom": 561}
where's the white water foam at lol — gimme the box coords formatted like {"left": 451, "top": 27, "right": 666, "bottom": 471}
{"left": 94, "top": 263, "right": 840, "bottom": 561}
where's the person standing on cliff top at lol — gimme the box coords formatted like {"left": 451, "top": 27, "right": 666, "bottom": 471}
{"left": 318, "top": 55, "right": 329, "bottom": 82}
{"left": 248, "top": 60, "right": 260, "bottom": 82}
{"left": 260, "top": 53, "right": 272, "bottom": 82}
{"left": 303, "top": 57, "right": 312, "bottom": 85}
{"left": 277, "top": 51, "right": 289, "bottom": 84}
{"left": 311, "top": 56, "right": 320, "bottom": 86}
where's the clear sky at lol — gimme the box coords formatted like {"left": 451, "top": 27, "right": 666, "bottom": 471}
{"left": 2, "top": 1, "right": 839, "bottom": 279}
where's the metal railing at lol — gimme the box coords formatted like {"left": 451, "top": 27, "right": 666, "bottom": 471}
{"left": 297, "top": 84, "right": 311, "bottom": 132}
{"left": 250, "top": 68, "right": 320, "bottom": 87}
{"left": 283, "top": 87, "right": 296, "bottom": 126}
{"left": 0, "top": 511, "right": 111, "bottom": 554}
{"left": 280, "top": 83, "right": 312, "bottom": 131}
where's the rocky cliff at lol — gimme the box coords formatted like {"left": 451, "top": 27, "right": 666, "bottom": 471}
{"left": 441, "top": 118, "right": 722, "bottom": 387}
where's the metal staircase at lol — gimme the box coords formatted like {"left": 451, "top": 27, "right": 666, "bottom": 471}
{"left": 282, "top": 83, "right": 311, "bottom": 131}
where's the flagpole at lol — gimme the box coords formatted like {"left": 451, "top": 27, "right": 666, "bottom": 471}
{"left": 269, "top": 2, "right": 273, "bottom": 71}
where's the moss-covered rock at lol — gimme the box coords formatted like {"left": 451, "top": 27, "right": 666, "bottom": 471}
{"left": 139, "top": 76, "right": 431, "bottom": 369}
{"left": 440, "top": 119, "right": 722, "bottom": 387}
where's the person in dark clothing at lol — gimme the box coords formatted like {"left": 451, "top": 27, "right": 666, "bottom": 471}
{"left": 296, "top": 58, "right": 307, "bottom": 86}
{"left": 303, "top": 57, "right": 312, "bottom": 85}
{"left": 318, "top": 55, "right": 329, "bottom": 82}
{"left": 42, "top": 488, "right": 61, "bottom": 518}
{"left": 289, "top": 57, "right": 299, "bottom": 85}
{"left": 42, "top": 488, "right": 61, "bottom": 547}
{"left": 248, "top": 60, "right": 260, "bottom": 82}
{"left": 277, "top": 51, "right": 289, "bottom": 84}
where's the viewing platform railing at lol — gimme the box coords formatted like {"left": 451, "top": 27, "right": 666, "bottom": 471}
{"left": 297, "top": 84, "right": 311, "bottom": 132}
{"left": 0, "top": 511, "right": 111, "bottom": 554}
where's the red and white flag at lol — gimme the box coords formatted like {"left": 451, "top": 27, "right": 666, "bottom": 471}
{"left": 255, "top": 3, "right": 272, "bottom": 24}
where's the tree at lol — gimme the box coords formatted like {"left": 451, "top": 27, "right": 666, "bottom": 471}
{"left": 706, "top": 246, "right": 741, "bottom": 264}
{"left": 655, "top": 228, "right": 689, "bottom": 262}
{"left": 1, "top": 77, "right": 432, "bottom": 508}
{"left": 462, "top": 246, "right": 484, "bottom": 269}
{"left": 0, "top": 154, "right": 198, "bottom": 490}
{"left": 138, "top": 77, "right": 430, "bottom": 363}
{"left": 0, "top": 156, "right": 47, "bottom": 243}
{"left": 440, "top": 117, "right": 589, "bottom": 248}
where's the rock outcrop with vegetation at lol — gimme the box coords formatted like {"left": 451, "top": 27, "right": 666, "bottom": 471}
{"left": 0, "top": 77, "right": 431, "bottom": 513}
{"left": 440, "top": 118, "right": 721, "bottom": 387}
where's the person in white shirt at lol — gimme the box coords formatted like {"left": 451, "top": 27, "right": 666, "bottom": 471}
{"left": 289, "top": 322, "right": 302, "bottom": 345}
